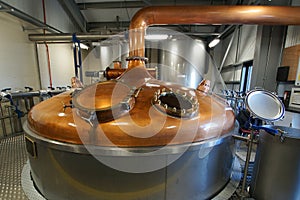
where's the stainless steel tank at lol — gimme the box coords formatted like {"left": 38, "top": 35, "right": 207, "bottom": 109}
{"left": 24, "top": 74, "right": 235, "bottom": 199}
{"left": 157, "top": 38, "right": 207, "bottom": 89}
{"left": 250, "top": 126, "right": 300, "bottom": 200}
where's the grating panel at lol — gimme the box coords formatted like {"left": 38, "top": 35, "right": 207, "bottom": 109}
{"left": 0, "top": 134, "right": 28, "bottom": 200}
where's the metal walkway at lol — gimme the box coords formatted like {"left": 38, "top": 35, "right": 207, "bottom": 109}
{"left": 0, "top": 134, "right": 28, "bottom": 200}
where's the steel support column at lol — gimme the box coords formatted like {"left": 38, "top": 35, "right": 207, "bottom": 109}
{"left": 250, "top": 0, "right": 292, "bottom": 91}
{"left": 251, "top": 25, "right": 287, "bottom": 91}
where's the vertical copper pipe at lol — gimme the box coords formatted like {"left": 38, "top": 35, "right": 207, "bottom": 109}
{"left": 128, "top": 5, "right": 300, "bottom": 66}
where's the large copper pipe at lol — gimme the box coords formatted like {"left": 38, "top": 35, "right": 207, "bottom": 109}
{"left": 128, "top": 5, "right": 300, "bottom": 68}
{"left": 105, "top": 67, "right": 157, "bottom": 79}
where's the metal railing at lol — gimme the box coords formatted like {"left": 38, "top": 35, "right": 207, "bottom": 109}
{"left": 0, "top": 87, "right": 67, "bottom": 139}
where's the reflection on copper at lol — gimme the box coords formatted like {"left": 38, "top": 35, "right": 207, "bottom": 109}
{"left": 113, "top": 61, "right": 122, "bottom": 69}
{"left": 197, "top": 79, "right": 211, "bottom": 93}
{"left": 71, "top": 77, "right": 84, "bottom": 88}
{"left": 105, "top": 67, "right": 157, "bottom": 80}
{"left": 129, "top": 6, "right": 300, "bottom": 59}
{"left": 104, "top": 68, "right": 125, "bottom": 80}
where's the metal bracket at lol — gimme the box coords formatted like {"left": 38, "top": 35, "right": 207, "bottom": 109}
{"left": 25, "top": 136, "right": 37, "bottom": 158}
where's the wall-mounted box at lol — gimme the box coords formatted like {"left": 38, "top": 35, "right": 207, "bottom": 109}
{"left": 289, "top": 88, "right": 300, "bottom": 109}
{"left": 281, "top": 44, "right": 300, "bottom": 81}
{"left": 296, "top": 57, "right": 300, "bottom": 86}
{"left": 276, "top": 66, "right": 289, "bottom": 82}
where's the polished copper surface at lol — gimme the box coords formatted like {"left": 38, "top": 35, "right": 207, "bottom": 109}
{"left": 73, "top": 81, "right": 131, "bottom": 110}
{"left": 197, "top": 79, "right": 211, "bottom": 93}
{"left": 127, "top": 59, "right": 146, "bottom": 69}
{"left": 28, "top": 5, "right": 300, "bottom": 147}
{"left": 129, "top": 6, "right": 300, "bottom": 57}
{"left": 73, "top": 81, "right": 135, "bottom": 123}
{"left": 27, "top": 82, "right": 234, "bottom": 147}
{"left": 71, "top": 77, "right": 84, "bottom": 88}
{"left": 113, "top": 61, "right": 122, "bottom": 69}
{"left": 105, "top": 68, "right": 126, "bottom": 80}
{"left": 105, "top": 67, "right": 157, "bottom": 80}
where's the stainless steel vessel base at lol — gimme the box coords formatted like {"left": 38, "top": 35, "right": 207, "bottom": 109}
{"left": 24, "top": 123, "right": 236, "bottom": 200}
{"left": 22, "top": 157, "right": 241, "bottom": 200}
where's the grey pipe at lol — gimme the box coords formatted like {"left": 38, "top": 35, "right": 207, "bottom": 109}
{"left": 1, "top": 90, "right": 66, "bottom": 99}
{"left": 29, "top": 33, "right": 119, "bottom": 42}
{"left": 10, "top": 91, "right": 40, "bottom": 98}
{"left": 0, "top": 1, "right": 62, "bottom": 33}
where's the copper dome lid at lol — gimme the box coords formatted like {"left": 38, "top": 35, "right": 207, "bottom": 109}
{"left": 27, "top": 67, "right": 235, "bottom": 147}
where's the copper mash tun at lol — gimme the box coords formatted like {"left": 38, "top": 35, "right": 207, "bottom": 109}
{"left": 24, "top": 6, "right": 300, "bottom": 200}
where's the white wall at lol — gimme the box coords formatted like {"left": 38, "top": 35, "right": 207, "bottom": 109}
{"left": 0, "top": 7, "right": 82, "bottom": 91}
{"left": 0, "top": 0, "right": 85, "bottom": 91}
{"left": 37, "top": 44, "right": 78, "bottom": 89}
{"left": 0, "top": 13, "right": 40, "bottom": 91}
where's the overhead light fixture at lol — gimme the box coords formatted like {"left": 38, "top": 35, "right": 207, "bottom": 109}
{"left": 91, "top": 42, "right": 101, "bottom": 46}
{"left": 145, "top": 34, "right": 169, "bottom": 40}
{"left": 208, "top": 38, "right": 220, "bottom": 48}
{"left": 74, "top": 43, "right": 89, "bottom": 50}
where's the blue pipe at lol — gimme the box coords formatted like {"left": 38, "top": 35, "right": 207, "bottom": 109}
{"left": 252, "top": 125, "right": 279, "bottom": 135}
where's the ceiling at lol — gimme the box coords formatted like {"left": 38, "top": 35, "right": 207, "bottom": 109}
{"left": 76, "top": 0, "right": 231, "bottom": 32}
{"left": 58, "top": 0, "right": 258, "bottom": 42}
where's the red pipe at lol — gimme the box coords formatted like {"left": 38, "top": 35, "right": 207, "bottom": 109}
{"left": 42, "top": 0, "right": 53, "bottom": 89}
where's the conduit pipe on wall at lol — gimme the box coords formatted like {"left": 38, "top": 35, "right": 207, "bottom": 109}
{"left": 128, "top": 5, "right": 300, "bottom": 69}
{"left": 28, "top": 33, "right": 115, "bottom": 43}
{"left": 0, "top": 1, "right": 62, "bottom": 33}
{"left": 42, "top": 0, "right": 53, "bottom": 89}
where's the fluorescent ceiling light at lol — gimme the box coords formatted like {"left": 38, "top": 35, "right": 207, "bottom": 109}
{"left": 208, "top": 38, "right": 220, "bottom": 48}
{"left": 74, "top": 43, "right": 89, "bottom": 50}
{"left": 92, "top": 42, "right": 101, "bottom": 46}
{"left": 80, "top": 43, "right": 89, "bottom": 50}
{"left": 145, "top": 34, "right": 169, "bottom": 40}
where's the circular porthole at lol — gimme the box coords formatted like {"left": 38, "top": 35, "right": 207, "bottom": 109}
{"left": 152, "top": 88, "right": 198, "bottom": 118}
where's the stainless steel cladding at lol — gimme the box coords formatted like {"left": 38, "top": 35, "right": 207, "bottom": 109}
{"left": 250, "top": 126, "right": 300, "bottom": 200}
{"left": 82, "top": 41, "right": 129, "bottom": 83}
{"left": 24, "top": 123, "right": 235, "bottom": 200}
{"left": 150, "top": 39, "right": 207, "bottom": 89}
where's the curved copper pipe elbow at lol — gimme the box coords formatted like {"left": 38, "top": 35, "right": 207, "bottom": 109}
{"left": 128, "top": 5, "right": 300, "bottom": 64}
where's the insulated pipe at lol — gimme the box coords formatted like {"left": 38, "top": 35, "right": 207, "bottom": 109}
{"left": 9, "top": 91, "right": 40, "bottom": 98}
{"left": 28, "top": 33, "right": 115, "bottom": 42}
{"left": 128, "top": 5, "right": 300, "bottom": 68}
{"left": 104, "top": 67, "right": 157, "bottom": 80}
{"left": 0, "top": 1, "right": 62, "bottom": 33}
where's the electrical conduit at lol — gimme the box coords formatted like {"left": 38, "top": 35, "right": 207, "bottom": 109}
{"left": 42, "top": 0, "right": 53, "bottom": 89}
